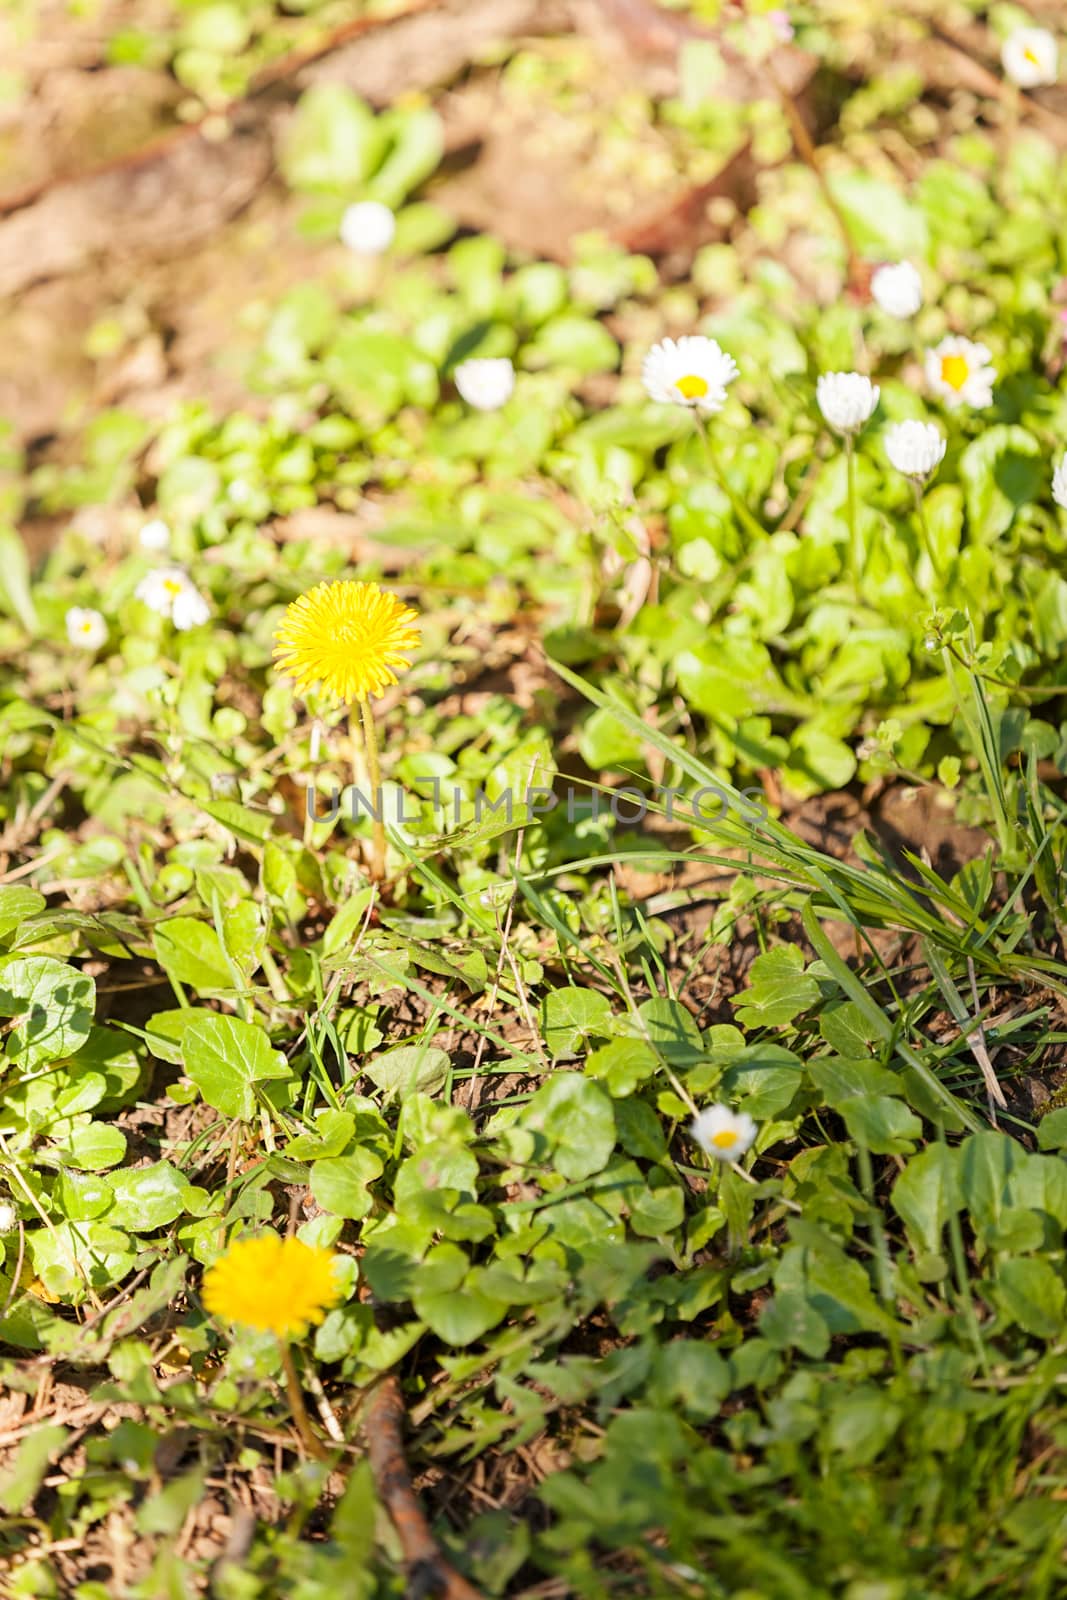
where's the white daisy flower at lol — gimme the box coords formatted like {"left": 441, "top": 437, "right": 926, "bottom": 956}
{"left": 1002, "top": 27, "right": 1057, "bottom": 87}
{"left": 339, "top": 200, "right": 396, "bottom": 256}
{"left": 1053, "top": 451, "right": 1067, "bottom": 509}
{"left": 884, "top": 420, "right": 947, "bottom": 481}
{"left": 870, "top": 261, "right": 923, "bottom": 318}
{"left": 65, "top": 607, "right": 108, "bottom": 651}
{"left": 816, "top": 372, "right": 880, "bottom": 435}
{"left": 642, "top": 335, "right": 739, "bottom": 414}
{"left": 138, "top": 518, "right": 170, "bottom": 552}
{"left": 454, "top": 357, "right": 516, "bottom": 412}
{"left": 135, "top": 568, "right": 210, "bottom": 631}
{"left": 0, "top": 1201, "right": 16, "bottom": 1234}
{"left": 924, "top": 336, "right": 995, "bottom": 410}
{"left": 691, "top": 1104, "right": 758, "bottom": 1162}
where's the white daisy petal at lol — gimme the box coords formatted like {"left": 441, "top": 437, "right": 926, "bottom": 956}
{"left": 1002, "top": 27, "right": 1057, "bottom": 88}
{"left": 454, "top": 357, "right": 515, "bottom": 412}
{"left": 1053, "top": 451, "right": 1067, "bottom": 510}
{"left": 884, "top": 420, "right": 947, "bottom": 481}
{"left": 0, "top": 1202, "right": 17, "bottom": 1234}
{"left": 924, "top": 336, "right": 995, "bottom": 410}
{"left": 65, "top": 607, "right": 107, "bottom": 651}
{"left": 172, "top": 587, "right": 211, "bottom": 631}
{"left": 339, "top": 200, "right": 396, "bottom": 256}
{"left": 138, "top": 518, "right": 171, "bottom": 551}
{"left": 641, "top": 335, "right": 739, "bottom": 414}
{"left": 870, "top": 261, "right": 923, "bottom": 318}
{"left": 816, "top": 372, "right": 880, "bottom": 435}
{"left": 690, "top": 1104, "right": 758, "bottom": 1163}
{"left": 135, "top": 568, "right": 210, "bottom": 628}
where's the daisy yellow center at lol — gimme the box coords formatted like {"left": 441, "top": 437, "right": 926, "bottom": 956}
{"left": 80, "top": 622, "right": 94, "bottom": 633}
{"left": 676, "top": 374, "right": 709, "bottom": 400}
{"left": 1024, "top": 47, "right": 1040, "bottom": 65}
{"left": 201, "top": 1234, "right": 342, "bottom": 1339}
{"left": 162, "top": 578, "right": 184, "bottom": 597}
{"left": 940, "top": 354, "right": 970, "bottom": 392}
{"left": 273, "top": 580, "right": 421, "bottom": 704}
{"left": 711, "top": 1129, "right": 738, "bottom": 1149}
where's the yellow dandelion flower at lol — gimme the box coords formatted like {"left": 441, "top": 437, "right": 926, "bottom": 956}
{"left": 273, "top": 580, "right": 421, "bottom": 703}
{"left": 201, "top": 1233, "right": 343, "bottom": 1339}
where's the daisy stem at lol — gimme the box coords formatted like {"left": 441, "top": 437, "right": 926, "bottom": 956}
{"left": 281, "top": 1341, "right": 329, "bottom": 1462}
{"left": 693, "top": 415, "right": 766, "bottom": 546}
{"left": 356, "top": 697, "right": 387, "bottom": 882}
{"left": 912, "top": 481, "right": 942, "bottom": 582}
{"left": 730, "top": 1159, "right": 802, "bottom": 1214}
{"left": 845, "top": 434, "right": 861, "bottom": 594}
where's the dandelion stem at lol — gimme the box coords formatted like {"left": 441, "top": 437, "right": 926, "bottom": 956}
{"left": 357, "top": 696, "right": 387, "bottom": 882}
{"left": 913, "top": 481, "right": 942, "bottom": 582}
{"left": 693, "top": 414, "right": 766, "bottom": 546}
{"left": 281, "top": 1341, "right": 329, "bottom": 1462}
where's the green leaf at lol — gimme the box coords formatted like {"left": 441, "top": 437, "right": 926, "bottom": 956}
{"left": 838, "top": 1095, "right": 922, "bottom": 1155}
{"left": 759, "top": 1289, "right": 831, "bottom": 1358}
{"left": 676, "top": 637, "right": 777, "bottom": 720}
{"left": 808, "top": 1056, "right": 900, "bottom": 1107}
{"left": 959, "top": 425, "right": 1042, "bottom": 542}
{"left": 152, "top": 917, "right": 233, "bottom": 992}
{"left": 0, "top": 887, "right": 46, "bottom": 942}
{"left": 107, "top": 1162, "right": 196, "bottom": 1230}
{"left": 203, "top": 800, "right": 274, "bottom": 844}
{"left": 628, "top": 1178, "right": 685, "bottom": 1237}
{"left": 0, "top": 1424, "right": 67, "bottom": 1512}
{"left": 281, "top": 85, "right": 387, "bottom": 192}
{"left": 959, "top": 1131, "right": 1022, "bottom": 1234}
{"left": 182, "top": 1014, "right": 292, "bottom": 1121}
{"left": 718, "top": 1044, "right": 804, "bottom": 1117}
{"left": 636, "top": 997, "right": 704, "bottom": 1067}
{"left": 891, "top": 1143, "right": 961, "bottom": 1256}
{"left": 828, "top": 172, "right": 928, "bottom": 257}
{"left": 993, "top": 1257, "right": 1067, "bottom": 1339}
{"left": 370, "top": 106, "right": 444, "bottom": 209}
{"left": 309, "top": 1148, "right": 384, "bottom": 1220}
{"left": 822, "top": 1391, "right": 902, "bottom": 1464}
{"left": 541, "top": 987, "right": 613, "bottom": 1059}
{"left": 731, "top": 946, "right": 820, "bottom": 1029}
{"left": 143, "top": 1008, "right": 203, "bottom": 1065}
{"left": 56, "top": 1168, "right": 113, "bottom": 1220}
{"left": 54, "top": 1122, "right": 127, "bottom": 1172}
{"left": 324, "top": 328, "right": 438, "bottom": 415}
{"left": 0, "top": 524, "right": 39, "bottom": 633}
{"left": 578, "top": 705, "right": 645, "bottom": 770}
{"left": 411, "top": 1248, "right": 509, "bottom": 1345}
{"left": 364, "top": 1045, "right": 450, "bottom": 1101}
{"left": 0, "top": 955, "right": 95, "bottom": 1068}
{"left": 784, "top": 726, "right": 858, "bottom": 795}
{"left": 818, "top": 1002, "right": 879, "bottom": 1056}
{"left": 525, "top": 316, "right": 619, "bottom": 375}
{"left": 28, "top": 1220, "right": 135, "bottom": 1298}
{"left": 651, "top": 1341, "right": 731, "bottom": 1418}
{"left": 525, "top": 1074, "right": 616, "bottom": 1180}
{"left": 586, "top": 1037, "right": 659, "bottom": 1096}
{"left": 1037, "top": 1108, "right": 1067, "bottom": 1151}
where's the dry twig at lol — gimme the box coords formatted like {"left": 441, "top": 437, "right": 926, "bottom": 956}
{"left": 363, "top": 1375, "right": 485, "bottom": 1600}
